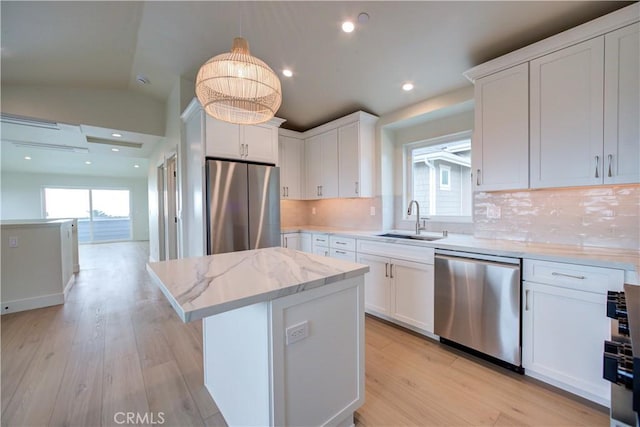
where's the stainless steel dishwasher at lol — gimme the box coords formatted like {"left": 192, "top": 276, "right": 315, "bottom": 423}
{"left": 434, "top": 249, "right": 522, "bottom": 370}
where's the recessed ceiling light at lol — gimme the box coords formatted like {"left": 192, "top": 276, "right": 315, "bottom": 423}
{"left": 342, "top": 21, "right": 355, "bottom": 33}
{"left": 282, "top": 69, "right": 293, "bottom": 78}
{"left": 111, "top": 148, "right": 120, "bottom": 152}
{"left": 111, "top": 133, "right": 122, "bottom": 138}
{"left": 402, "top": 82, "right": 414, "bottom": 91}
{"left": 85, "top": 161, "right": 92, "bottom": 165}
{"left": 24, "top": 156, "right": 31, "bottom": 160}
{"left": 134, "top": 164, "right": 140, "bottom": 168}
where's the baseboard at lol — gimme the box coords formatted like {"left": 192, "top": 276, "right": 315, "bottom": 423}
{"left": 73, "top": 263, "right": 80, "bottom": 273}
{"left": 1, "top": 293, "right": 64, "bottom": 315}
{"left": 63, "top": 275, "right": 76, "bottom": 299}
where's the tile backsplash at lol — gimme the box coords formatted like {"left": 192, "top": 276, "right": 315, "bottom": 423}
{"left": 474, "top": 185, "right": 639, "bottom": 249}
{"left": 281, "top": 197, "right": 382, "bottom": 230}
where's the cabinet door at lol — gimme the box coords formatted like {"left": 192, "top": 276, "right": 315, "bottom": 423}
{"left": 357, "top": 254, "right": 390, "bottom": 316}
{"left": 299, "top": 233, "right": 312, "bottom": 253}
{"left": 243, "top": 125, "right": 277, "bottom": 164}
{"left": 282, "top": 233, "right": 301, "bottom": 250}
{"left": 305, "top": 135, "right": 323, "bottom": 199}
{"left": 279, "top": 136, "right": 303, "bottom": 199}
{"left": 522, "top": 281, "right": 610, "bottom": 405}
{"left": 338, "top": 122, "right": 360, "bottom": 197}
{"left": 604, "top": 23, "right": 640, "bottom": 184}
{"left": 390, "top": 258, "right": 434, "bottom": 333}
{"left": 530, "top": 37, "right": 604, "bottom": 188}
{"left": 319, "top": 129, "right": 339, "bottom": 198}
{"left": 205, "top": 116, "right": 241, "bottom": 159}
{"left": 473, "top": 63, "right": 529, "bottom": 191}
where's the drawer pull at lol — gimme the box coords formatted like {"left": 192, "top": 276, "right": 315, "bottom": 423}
{"left": 385, "top": 262, "right": 389, "bottom": 278}
{"left": 390, "top": 264, "right": 394, "bottom": 279}
{"left": 335, "top": 250, "right": 347, "bottom": 255}
{"left": 525, "top": 289, "right": 530, "bottom": 311}
{"left": 335, "top": 242, "right": 347, "bottom": 245}
{"left": 551, "top": 272, "right": 585, "bottom": 280}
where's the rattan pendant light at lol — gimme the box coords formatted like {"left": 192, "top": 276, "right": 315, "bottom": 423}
{"left": 195, "top": 37, "right": 282, "bottom": 125}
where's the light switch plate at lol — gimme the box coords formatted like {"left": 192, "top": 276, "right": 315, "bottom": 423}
{"left": 370, "top": 206, "right": 376, "bottom": 216}
{"left": 8, "top": 237, "right": 18, "bottom": 248}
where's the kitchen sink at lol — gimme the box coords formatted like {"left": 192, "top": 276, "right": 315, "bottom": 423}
{"left": 377, "top": 233, "right": 443, "bottom": 242}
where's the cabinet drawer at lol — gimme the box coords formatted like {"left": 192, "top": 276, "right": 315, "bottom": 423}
{"left": 311, "top": 234, "right": 329, "bottom": 247}
{"left": 357, "top": 239, "right": 434, "bottom": 264}
{"left": 523, "top": 259, "right": 624, "bottom": 294}
{"left": 329, "top": 236, "right": 356, "bottom": 252}
{"left": 330, "top": 248, "right": 356, "bottom": 262}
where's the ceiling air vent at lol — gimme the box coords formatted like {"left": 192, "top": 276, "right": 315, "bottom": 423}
{"left": 0, "top": 113, "right": 60, "bottom": 130}
{"left": 9, "top": 140, "right": 89, "bottom": 153}
{"left": 86, "top": 136, "right": 143, "bottom": 149}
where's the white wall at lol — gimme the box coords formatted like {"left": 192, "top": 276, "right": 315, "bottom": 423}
{"left": 0, "top": 171, "right": 149, "bottom": 241}
{"left": 1, "top": 84, "right": 165, "bottom": 136}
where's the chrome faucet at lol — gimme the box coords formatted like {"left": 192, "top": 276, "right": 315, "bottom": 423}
{"left": 406, "top": 200, "right": 425, "bottom": 235}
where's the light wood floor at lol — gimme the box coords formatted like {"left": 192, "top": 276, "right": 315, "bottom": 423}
{"left": 1, "top": 242, "right": 608, "bottom": 426}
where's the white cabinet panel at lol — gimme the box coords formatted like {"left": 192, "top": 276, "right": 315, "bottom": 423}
{"left": 279, "top": 135, "right": 303, "bottom": 199}
{"left": 281, "top": 233, "right": 301, "bottom": 250}
{"left": 299, "top": 233, "right": 312, "bottom": 253}
{"left": 604, "top": 22, "right": 640, "bottom": 184}
{"left": 522, "top": 281, "right": 611, "bottom": 406}
{"left": 357, "top": 253, "right": 391, "bottom": 316}
{"left": 390, "top": 259, "right": 434, "bottom": 332}
{"left": 473, "top": 63, "right": 529, "bottom": 191}
{"left": 243, "top": 125, "right": 278, "bottom": 164}
{"left": 530, "top": 37, "right": 605, "bottom": 188}
{"left": 338, "top": 122, "right": 361, "bottom": 198}
{"left": 304, "top": 129, "right": 338, "bottom": 199}
{"left": 205, "top": 116, "right": 241, "bottom": 159}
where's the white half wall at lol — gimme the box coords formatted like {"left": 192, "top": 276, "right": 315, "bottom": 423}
{"left": 0, "top": 171, "right": 149, "bottom": 241}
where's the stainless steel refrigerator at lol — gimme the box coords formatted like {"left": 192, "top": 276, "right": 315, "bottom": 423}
{"left": 205, "top": 159, "right": 281, "bottom": 255}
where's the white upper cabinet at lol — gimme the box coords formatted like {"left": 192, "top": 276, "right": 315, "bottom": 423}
{"left": 604, "top": 23, "right": 640, "bottom": 184}
{"left": 337, "top": 113, "right": 377, "bottom": 198}
{"left": 530, "top": 37, "right": 605, "bottom": 189}
{"left": 278, "top": 134, "right": 303, "bottom": 199}
{"left": 204, "top": 110, "right": 284, "bottom": 164}
{"left": 305, "top": 129, "right": 338, "bottom": 199}
{"left": 473, "top": 63, "right": 529, "bottom": 191}
{"left": 465, "top": 3, "right": 639, "bottom": 190}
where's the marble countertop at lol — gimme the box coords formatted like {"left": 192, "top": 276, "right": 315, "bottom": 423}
{"left": 282, "top": 226, "right": 640, "bottom": 280}
{"left": 147, "top": 247, "right": 369, "bottom": 322}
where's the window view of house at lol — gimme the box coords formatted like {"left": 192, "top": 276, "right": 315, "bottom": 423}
{"left": 44, "top": 187, "right": 131, "bottom": 243}
{"left": 406, "top": 135, "right": 472, "bottom": 218}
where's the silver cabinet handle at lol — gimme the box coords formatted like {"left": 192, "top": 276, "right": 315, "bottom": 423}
{"left": 324, "top": 251, "right": 328, "bottom": 256}
{"left": 335, "top": 242, "right": 347, "bottom": 245}
{"left": 390, "top": 263, "right": 394, "bottom": 279}
{"left": 282, "top": 186, "right": 286, "bottom": 197}
{"left": 607, "top": 154, "right": 613, "bottom": 178}
{"left": 335, "top": 250, "right": 347, "bottom": 255}
{"left": 240, "top": 144, "right": 244, "bottom": 157}
{"left": 317, "top": 186, "right": 320, "bottom": 197}
{"left": 385, "top": 262, "right": 389, "bottom": 278}
{"left": 245, "top": 143, "right": 249, "bottom": 157}
{"left": 476, "top": 169, "right": 481, "bottom": 186}
{"left": 320, "top": 185, "right": 323, "bottom": 197}
{"left": 355, "top": 181, "right": 359, "bottom": 195}
{"left": 525, "top": 289, "right": 530, "bottom": 311}
{"left": 286, "top": 187, "right": 289, "bottom": 197}
{"left": 284, "top": 237, "right": 288, "bottom": 248}
{"left": 594, "top": 155, "right": 599, "bottom": 178}
{"left": 552, "top": 272, "right": 585, "bottom": 280}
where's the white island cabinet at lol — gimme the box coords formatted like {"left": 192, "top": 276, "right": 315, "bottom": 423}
{"left": 147, "top": 247, "right": 368, "bottom": 427}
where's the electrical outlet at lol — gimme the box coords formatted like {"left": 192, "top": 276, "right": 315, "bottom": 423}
{"left": 370, "top": 206, "right": 376, "bottom": 216}
{"left": 311, "top": 207, "right": 316, "bottom": 215}
{"left": 486, "top": 205, "right": 501, "bottom": 219}
{"left": 8, "top": 237, "right": 18, "bottom": 248}
{"left": 286, "top": 321, "right": 309, "bottom": 345}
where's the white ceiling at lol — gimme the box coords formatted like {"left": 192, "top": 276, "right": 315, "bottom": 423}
{"left": 0, "top": 1, "right": 633, "bottom": 177}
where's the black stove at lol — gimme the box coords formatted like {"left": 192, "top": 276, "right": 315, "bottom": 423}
{"left": 604, "top": 286, "right": 639, "bottom": 427}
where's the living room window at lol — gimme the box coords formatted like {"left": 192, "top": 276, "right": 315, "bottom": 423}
{"left": 43, "top": 187, "right": 132, "bottom": 243}
{"left": 404, "top": 131, "right": 472, "bottom": 220}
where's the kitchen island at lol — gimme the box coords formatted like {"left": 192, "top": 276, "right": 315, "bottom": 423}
{"left": 147, "top": 247, "right": 369, "bottom": 427}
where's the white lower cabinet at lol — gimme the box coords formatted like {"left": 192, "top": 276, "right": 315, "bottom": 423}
{"left": 282, "top": 232, "right": 302, "bottom": 250}
{"left": 357, "top": 241, "right": 434, "bottom": 334}
{"left": 522, "top": 259, "right": 624, "bottom": 407}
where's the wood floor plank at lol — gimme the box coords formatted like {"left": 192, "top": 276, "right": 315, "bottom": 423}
{"left": 101, "top": 353, "right": 150, "bottom": 427}
{"left": 142, "top": 360, "right": 203, "bottom": 426}
{"left": 48, "top": 339, "right": 105, "bottom": 427}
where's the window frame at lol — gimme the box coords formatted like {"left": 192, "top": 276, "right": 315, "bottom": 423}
{"left": 403, "top": 130, "right": 473, "bottom": 223}
{"left": 439, "top": 165, "right": 451, "bottom": 191}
